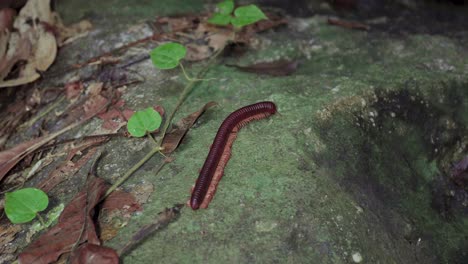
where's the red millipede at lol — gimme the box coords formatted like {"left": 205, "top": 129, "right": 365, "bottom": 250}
{"left": 189, "top": 101, "right": 277, "bottom": 210}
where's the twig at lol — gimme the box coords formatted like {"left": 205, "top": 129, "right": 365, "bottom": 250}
{"left": 18, "top": 96, "right": 66, "bottom": 131}
{"left": 117, "top": 204, "right": 183, "bottom": 256}
{"left": 35, "top": 133, "right": 124, "bottom": 153}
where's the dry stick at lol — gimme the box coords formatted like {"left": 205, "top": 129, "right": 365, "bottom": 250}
{"left": 117, "top": 204, "right": 183, "bottom": 256}
{"left": 18, "top": 95, "right": 65, "bottom": 131}
{"left": 103, "top": 48, "right": 224, "bottom": 198}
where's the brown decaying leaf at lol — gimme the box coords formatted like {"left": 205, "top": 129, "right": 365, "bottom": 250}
{"left": 97, "top": 99, "right": 135, "bottom": 134}
{"left": 36, "top": 136, "right": 109, "bottom": 193}
{"left": 0, "top": 8, "right": 15, "bottom": 32}
{"left": 0, "top": 93, "right": 109, "bottom": 182}
{"left": 226, "top": 59, "right": 299, "bottom": 76}
{"left": 70, "top": 244, "right": 118, "bottom": 264}
{"left": 18, "top": 177, "right": 118, "bottom": 264}
{"left": 65, "top": 81, "right": 84, "bottom": 101}
{"left": 99, "top": 189, "right": 143, "bottom": 241}
{"left": 162, "top": 101, "right": 217, "bottom": 154}
{"left": 328, "top": 17, "right": 370, "bottom": 31}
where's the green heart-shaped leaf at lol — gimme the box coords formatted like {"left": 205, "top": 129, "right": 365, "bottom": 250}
{"left": 5, "top": 188, "right": 49, "bottom": 224}
{"left": 231, "top": 4, "right": 267, "bottom": 28}
{"left": 216, "top": 0, "right": 234, "bottom": 15}
{"left": 208, "top": 13, "right": 232, "bottom": 26}
{"left": 127, "top": 107, "right": 162, "bottom": 137}
{"left": 150, "top": 42, "right": 187, "bottom": 70}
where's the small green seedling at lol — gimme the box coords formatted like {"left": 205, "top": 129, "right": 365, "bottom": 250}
{"left": 150, "top": 42, "right": 187, "bottom": 70}
{"left": 4, "top": 188, "right": 49, "bottom": 225}
{"left": 127, "top": 107, "right": 162, "bottom": 137}
{"left": 150, "top": 42, "right": 204, "bottom": 82}
{"left": 208, "top": 1, "right": 267, "bottom": 28}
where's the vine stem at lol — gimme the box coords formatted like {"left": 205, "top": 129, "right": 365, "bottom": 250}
{"left": 104, "top": 47, "right": 224, "bottom": 198}
{"left": 36, "top": 212, "right": 45, "bottom": 227}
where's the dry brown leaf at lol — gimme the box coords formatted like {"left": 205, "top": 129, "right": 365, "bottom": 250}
{"left": 184, "top": 23, "right": 233, "bottom": 61}
{"left": 226, "top": 59, "right": 299, "bottom": 76}
{"left": 0, "top": 95, "right": 108, "bottom": 181}
{"left": 30, "top": 27, "right": 56, "bottom": 71}
{"left": 36, "top": 136, "right": 109, "bottom": 192}
{"left": 0, "top": 32, "right": 32, "bottom": 82}
{"left": 185, "top": 43, "right": 212, "bottom": 61}
{"left": 70, "top": 244, "right": 118, "bottom": 264}
{"left": 162, "top": 101, "right": 217, "bottom": 154}
{"left": 16, "top": 0, "right": 54, "bottom": 25}
{"left": 96, "top": 99, "right": 132, "bottom": 134}
{"left": 0, "top": 8, "right": 16, "bottom": 32}
{"left": 65, "top": 81, "right": 84, "bottom": 101}
{"left": 99, "top": 189, "right": 143, "bottom": 241}
{"left": 207, "top": 30, "right": 232, "bottom": 51}
{"left": 328, "top": 17, "right": 370, "bottom": 31}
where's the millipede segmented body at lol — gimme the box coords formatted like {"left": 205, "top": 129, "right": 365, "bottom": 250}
{"left": 190, "top": 101, "right": 277, "bottom": 210}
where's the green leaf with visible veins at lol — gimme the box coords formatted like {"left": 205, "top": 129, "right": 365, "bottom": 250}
{"left": 208, "top": 13, "right": 232, "bottom": 26}
{"left": 150, "top": 42, "right": 187, "bottom": 70}
{"left": 127, "top": 107, "right": 162, "bottom": 137}
{"left": 5, "top": 188, "right": 49, "bottom": 224}
{"left": 231, "top": 4, "right": 267, "bottom": 28}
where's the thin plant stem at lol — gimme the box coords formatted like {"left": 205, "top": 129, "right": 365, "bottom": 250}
{"left": 19, "top": 96, "right": 66, "bottom": 131}
{"left": 104, "top": 146, "right": 162, "bottom": 198}
{"left": 147, "top": 132, "right": 158, "bottom": 146}
{"left": 36, "top": 213, "right": 45, "bottom": 227}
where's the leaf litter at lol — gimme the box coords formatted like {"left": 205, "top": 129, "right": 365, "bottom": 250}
{"left": 0, "top": 0, "right": 92, "bottom": 88}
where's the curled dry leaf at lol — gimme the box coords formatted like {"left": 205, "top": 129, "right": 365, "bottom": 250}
{"left": 162, "top": 101, "right": 217, "bottom": 154}
{"left": 0, "top": 0, "right": 57, "bottom": 87}
{"left": 226, "top": 59, "right": 299, "bottom": 76}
